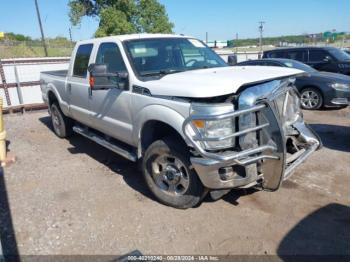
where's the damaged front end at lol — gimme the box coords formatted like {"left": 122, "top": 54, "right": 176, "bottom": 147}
{"left": 182, "top": 78, "right": 321, "bottom": 190}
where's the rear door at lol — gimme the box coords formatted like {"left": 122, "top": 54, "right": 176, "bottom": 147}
{"left": 285, "top": 50, "right": 307, "bottom": 63}
{"left": 67, "top": 43, "right": 94, "bottom": 125}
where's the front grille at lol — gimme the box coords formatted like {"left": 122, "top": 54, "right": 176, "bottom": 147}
{"left": 184, "top": 78, "right": 299, "bottom": 166}
{"left": 239, "top": 82, "right": 300, "bottom": 151}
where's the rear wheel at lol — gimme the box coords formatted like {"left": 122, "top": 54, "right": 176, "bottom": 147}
{"left": 50, "top": 103, "right": 73, "bottom": 138}
{"left": 300, "top": 88, "right": 323, "bottom": 110}
{"left": 142, "top": 137, "right": 207, "bottom": 209}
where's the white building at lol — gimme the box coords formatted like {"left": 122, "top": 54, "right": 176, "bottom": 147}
{"left": 207, "top": 40, "right": 228, "bottom": 48}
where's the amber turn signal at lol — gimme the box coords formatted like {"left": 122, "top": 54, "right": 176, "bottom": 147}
{"left": 192, "top": 120, "right": 205, "bottom": 129}
{"left": 89, "top": 76, "right": 95, "bottom": 88}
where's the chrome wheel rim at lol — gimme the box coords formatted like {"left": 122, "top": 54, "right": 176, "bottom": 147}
{"left": 151, "top": 155, "right": 189, "bottom": 195}
{"left": 301, "top": 90, "right": 320, "bottom": 109}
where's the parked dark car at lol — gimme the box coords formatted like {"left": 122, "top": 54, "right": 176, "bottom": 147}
{"left": 263, "top": 47, "right": 350, "bottom": 76}
{"left": 236, "top": 58, "right": 350, "bottom": 110}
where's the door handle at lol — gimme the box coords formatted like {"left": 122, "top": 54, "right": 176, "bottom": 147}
{"left": 67, "top": 83, "right": 72, "bottom": 92}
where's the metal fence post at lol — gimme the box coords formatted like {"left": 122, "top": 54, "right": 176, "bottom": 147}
{"left": 13, "top": 64, "right": 24, "bottom": 113}
{"left": 0, "top": 61, "right": 11, "bottom": 107}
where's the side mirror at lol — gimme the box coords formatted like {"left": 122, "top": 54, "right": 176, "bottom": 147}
{"left": 227, "top": 55, "right": 238, "bottom": 66}
{"left": 88, "top": 63, "right": 108, "bottom": 76}
{"left": 323, "top": 56, "right": 332, "bottom": 63}
{"left": 88, "top": 63, "right": 128, "bottom": 90}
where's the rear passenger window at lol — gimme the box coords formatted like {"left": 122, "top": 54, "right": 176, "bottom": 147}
{"left": 240, "top": 61, "right": 261, "bottom": 66}
{"left": 264, "top": 62, "right": 282, "bottom": 67}
{"left": 73, "top": 44, "right": 93, "bottom": 78}
{"left": 267, "top": 51, "right": 286, "bottom": 59}
{"left": 309, "top": 50, "right": 329, "bottom": 62}
{"left": 96, "top": 43, "right": 127, "bottom": 73}
{"left": 285, "top": 51, "right": 307, "bottom": 62}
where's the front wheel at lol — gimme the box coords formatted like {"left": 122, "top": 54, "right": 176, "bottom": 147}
{"left": 142, "top": 137, "right": 207, "bottom": 209}
{"left": 300, "top": 88, "right": 323, "bottom": 110}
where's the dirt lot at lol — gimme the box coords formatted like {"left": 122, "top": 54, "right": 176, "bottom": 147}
{"left": 1, "top": 107, "right": 350, "bottom": 257}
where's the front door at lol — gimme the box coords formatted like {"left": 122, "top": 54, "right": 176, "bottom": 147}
{"left": 308, "top": 50, "right": 336, "bottom": 72}
{"left": 89, "top": 42, "right": 133, "bottom": 145}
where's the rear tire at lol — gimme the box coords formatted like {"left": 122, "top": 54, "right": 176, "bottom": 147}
{"left": 142, "top": 137, "right": 207, "bottom": 209}
{"left": 50, "top": 103, "right": 73, "bottom": 138}
{"left": 300, "top": 88, "right": 323, "bottom": 110}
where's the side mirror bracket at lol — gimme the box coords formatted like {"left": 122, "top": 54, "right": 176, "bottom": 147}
{"left": 227, "top": 55, "right": 238, "bottom": 66}
{"left": 323, "top": 56, "right": 333, "bottom": 63}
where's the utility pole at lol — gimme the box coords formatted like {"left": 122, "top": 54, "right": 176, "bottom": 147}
{"left": 205, "top": 32, "right": 208, "bottom": 44}
{"left": 69, "top": 27, "right": 73, "bottom": 42}
{"left": 235, "top": 33, "right": 238, "bottom": 53}
{"left": 258, "top": 21, "right": 265, "bottom": 57}
{"left": 34, "top": 0, "right": 48, "bottom": 57}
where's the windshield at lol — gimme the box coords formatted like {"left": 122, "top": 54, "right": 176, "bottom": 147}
{"left": 328, "top": 48, "right": 350, "bottom": 61}
{"left": 124, "top": 38, "right": 227, "bottom": 77}
{"left": 282, "top": 60, "right": 317, "bottom": 73}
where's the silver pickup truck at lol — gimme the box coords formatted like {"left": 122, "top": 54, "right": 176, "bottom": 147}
{"left": 40, "top": 34, "right": 321, "bottom": 209}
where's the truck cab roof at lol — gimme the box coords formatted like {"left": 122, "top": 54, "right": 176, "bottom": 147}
{"left": 77, "top": 33, "right": 190, "bottom": 45}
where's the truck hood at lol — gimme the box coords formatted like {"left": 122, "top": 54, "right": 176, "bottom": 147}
{"left": 143, "top": 66, "right": 304, "bottom": 98}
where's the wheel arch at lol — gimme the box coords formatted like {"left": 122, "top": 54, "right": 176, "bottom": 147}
{"left": 134, "top": 105, "right": 191, "bottom": 159}
{"left": 299, "top": 85, "right": 324, "bottom": 96}
{"left": 46, "top": 85, "right": 70, "bottom": 116}
{"left": 47, "top": 89, "right": 58, "bottom": 107}
{"left": 140, "top": 120, "right": 188, "bottom": 156}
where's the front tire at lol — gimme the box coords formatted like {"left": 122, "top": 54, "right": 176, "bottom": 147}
{"left": 50, "top": 103, "right": 73, "bottom": 138}
{"left": 300, "top": 88, "right": 323, "bottom": 110}
{"left": 142, "top": 137, "right": 207, "bottom": 209}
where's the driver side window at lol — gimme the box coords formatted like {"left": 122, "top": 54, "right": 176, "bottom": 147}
{"left": 309, "top": 50, "right": 332, "bottom": 63}
{"left": 182, "top": 47, "right": 205, "bottom": 67}
{"left": 181, "top": 43, "right": 220, "bottom": 68}
{"left": 96, "top": 42, "right": 127, "bottom": 73}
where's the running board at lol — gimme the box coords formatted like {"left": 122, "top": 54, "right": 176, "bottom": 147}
{"left": 73, "top": 126, "right": 137, "bottom": 162}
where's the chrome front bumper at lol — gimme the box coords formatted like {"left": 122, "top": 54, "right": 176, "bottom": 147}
{"left": 183, "top": 81, "right": 321, "bottom": 190}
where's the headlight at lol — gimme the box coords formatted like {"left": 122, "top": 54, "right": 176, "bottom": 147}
{"left": 192, "top": 118, "right": 235, "bottom": 150}
{"left": 330, "top": 82, "right": 350, "bottom": 91}
{"left": 283, "top": 90, "right": 302, "bottom": 126}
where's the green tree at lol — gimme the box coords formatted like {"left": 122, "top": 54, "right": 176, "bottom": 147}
{"left": 68, "top": 0, "right": 173, "bottom": 37}
{"left": 95, "top": 7, "right": 136, "bottom": 36}
{"left": 135, "top": 0, "right": 174, "bottom": 33}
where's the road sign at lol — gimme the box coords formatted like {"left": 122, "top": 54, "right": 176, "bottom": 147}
{"left": 0, "top": 32, "right": 4, "bottom": 39}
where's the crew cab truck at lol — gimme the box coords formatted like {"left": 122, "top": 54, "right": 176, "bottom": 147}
{"left": 40, "top": 34, "right": 321, "bottom": 209}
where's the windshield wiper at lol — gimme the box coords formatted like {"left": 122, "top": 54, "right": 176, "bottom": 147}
{"left": 140, "top": 69, "right": 185, "bottom": 77}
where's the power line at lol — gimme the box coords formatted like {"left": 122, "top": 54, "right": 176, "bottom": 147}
{"left": 34, "top": 0, "right": 48, "bottom": 57}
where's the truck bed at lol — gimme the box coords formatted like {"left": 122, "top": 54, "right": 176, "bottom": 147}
{"left": 42, "top": 70, "right": 68, "bottom": 78}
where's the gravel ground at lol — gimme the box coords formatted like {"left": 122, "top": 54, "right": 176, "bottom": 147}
{"left": 1, "top": 107, "right": 350, "bottom": 257}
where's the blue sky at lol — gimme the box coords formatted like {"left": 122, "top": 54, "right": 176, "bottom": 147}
{"left": 0, "top": 0, "right": 349, "bottom": 41}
